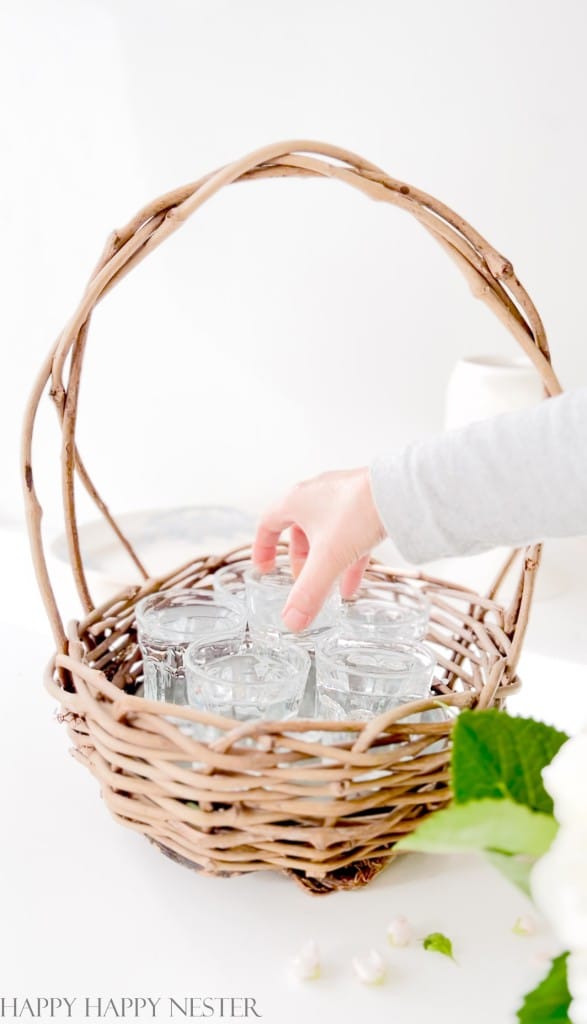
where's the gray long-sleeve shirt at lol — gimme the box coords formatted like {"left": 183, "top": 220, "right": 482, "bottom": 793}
{"left": 368, "top": 388, "right": 587, "bottom": 564}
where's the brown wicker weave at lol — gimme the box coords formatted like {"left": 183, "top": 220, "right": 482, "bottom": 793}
{"left": 22, "top": 140, "right": 563, "bottom": 894}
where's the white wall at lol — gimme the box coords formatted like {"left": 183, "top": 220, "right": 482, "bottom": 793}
{"left": 3, "top": 0, "right": 587, "bottom": 545}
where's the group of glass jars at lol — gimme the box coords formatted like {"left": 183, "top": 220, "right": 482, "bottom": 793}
{"left": 136, "top": 556, "right": 435, "bottom": 727}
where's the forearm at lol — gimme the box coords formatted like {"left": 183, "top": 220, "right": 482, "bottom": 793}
{"left": 369, "top": 388, "right": 587, "bottom": 564}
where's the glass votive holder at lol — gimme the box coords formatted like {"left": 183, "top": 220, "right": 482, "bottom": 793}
{"left": 314, "top": 635, "right": 436, "bottom": 723}
{"left": 212, "top": 558, "right": 251, "bottom": 607}
{"left": 136, "top": 589, "right": 246, "bottom": 705}
{"left": 338, "top": 580, "right": 430, "bottom": 642}
{"left": 184, "top": 635, "right": 310, "bottom": 722}
{"left": 244, "top": 556, "right": 340, "bottom": 648}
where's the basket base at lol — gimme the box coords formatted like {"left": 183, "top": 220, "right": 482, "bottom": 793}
{"left": 151, "top": 837, "right": 394, "bottom": 895}
{"left": 151, "top": 839, "right": 247, "bottom": 879}
{"left": 286, "top": 856, "right": 393, "bottom": 895}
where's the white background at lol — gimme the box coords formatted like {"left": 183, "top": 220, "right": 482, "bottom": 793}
{"left": 3, "top": 0, "right": 587, "bottom": 539}
{"left": 2, "top": 4, "right": 587, "bottom": 1023}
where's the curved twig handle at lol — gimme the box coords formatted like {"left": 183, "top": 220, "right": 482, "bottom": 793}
{"left": 22, "top": 138, "right": 562, "bottom": 652}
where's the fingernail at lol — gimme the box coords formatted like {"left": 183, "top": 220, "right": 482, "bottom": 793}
{"left": 282, "top": 606, "right": 311, "bottom": 633}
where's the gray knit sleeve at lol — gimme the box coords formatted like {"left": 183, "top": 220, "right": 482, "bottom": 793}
{"left": 368, "top": 388, "right": 587, "bottom": 564}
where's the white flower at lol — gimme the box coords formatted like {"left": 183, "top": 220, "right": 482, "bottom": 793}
{"left": 387, "top": 916, "right": 413, "bottom": 947}
{"left": 531, "top": 730, "right": 587, "bottom": 1024}
{"left": 568, "top": 951, "right": 587, "bottom": 1024}
{"left": 532, "top": 826, "right": 587, "bottom": 950}
{"left": 542, "top": 733, "right": 587, "bottom": 827}
{"left": 513, "top": 915, "right": 538, "bottom": 936}
{"left": 352, "top": 949, "right": 387, "bottom": 985}
{"left": 291, "top": 940, "right": 321, "bottom": 980}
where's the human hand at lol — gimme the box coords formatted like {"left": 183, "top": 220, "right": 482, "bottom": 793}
{"left": 252, "top": 467, "right": 387, "bottom": 633}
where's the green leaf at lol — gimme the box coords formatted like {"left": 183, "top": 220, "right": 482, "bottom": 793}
{"left": 422, "top": 932, "right": 456, "bottom": 962}
{"left": 517, "top": 953, "right": 572, "bottom": 1023}
{"left": 395, "top": 798, "right": 558, "bottom": 858}
{"left": 485, "top": 851, "right": 534, "bottom": 897}
{"left": 452, "top": 711, "right": 568, "bottom": 814}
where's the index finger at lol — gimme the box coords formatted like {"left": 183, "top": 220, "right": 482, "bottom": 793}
{"left": 252, "top": 510, "right": 294, "bottom": 571}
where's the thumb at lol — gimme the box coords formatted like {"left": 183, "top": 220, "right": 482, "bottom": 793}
{"left": 281, "top": 543, "right": 342, "bottom": 633}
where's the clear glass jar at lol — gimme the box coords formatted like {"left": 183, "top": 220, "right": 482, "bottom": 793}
{"left": 339, "top": 580, "right": 430, "bottom": 642}
{"left": 184, "top": 635, "right": 310, "bottom": 722}
{"left": 244, "top": 557, "right": 341, "bottom": 719}
{"left": 314, "top": 635, "right": 435, "bottom": 722}
{"left": 244, "top": 557, "right": 340, "bottom": 648}
{"left": 136, "top": 589, "right": 246, "bottom": 705}
{"left": 212, "top": 558, "right": 252, "bottom": 607}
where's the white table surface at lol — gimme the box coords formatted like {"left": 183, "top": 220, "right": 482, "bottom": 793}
{"left": 2, "top": 525, "right": 586, "bottom": 1024}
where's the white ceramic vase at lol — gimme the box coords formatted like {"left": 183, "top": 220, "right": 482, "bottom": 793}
{"left": 444, "top": 354, "right": 544, "bottom": 430}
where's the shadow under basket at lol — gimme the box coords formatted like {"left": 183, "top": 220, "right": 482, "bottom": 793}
{"left": 22, "top": 139, "right": 562, "bottom": 894}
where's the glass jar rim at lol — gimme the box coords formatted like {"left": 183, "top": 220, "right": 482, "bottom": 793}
{"left": 135, "top": 588, "right": 244, "bottom": 641}
{"left": 244, "top": 555, "right": 298, "bottom": 590}
{"left": 184, "top": 636, "right": 310, "bottom": 680}
{"left": 213, "top": 559, "right": 253, "bottom": 582}
{"left": 345, "top": 579, "right": 431, "bottom": 611}
{"left": 314, "top": 634, "right": 435, "bottom": 675}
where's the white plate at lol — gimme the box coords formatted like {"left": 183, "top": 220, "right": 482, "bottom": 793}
{"left": 50, "top": 505, "right": 256, "bottom": 603}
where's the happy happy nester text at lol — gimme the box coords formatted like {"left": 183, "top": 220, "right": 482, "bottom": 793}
{"left": 0, "top": 999, "right": 262, "bottom": 1019}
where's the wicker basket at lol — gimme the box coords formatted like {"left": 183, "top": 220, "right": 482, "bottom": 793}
{"left": 22, "top": 140, "right": 563, "bottom": 894}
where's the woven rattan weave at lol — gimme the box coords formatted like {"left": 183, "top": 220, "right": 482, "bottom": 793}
{"left": 22, "top": 140, "right": 562, "bottom": 893}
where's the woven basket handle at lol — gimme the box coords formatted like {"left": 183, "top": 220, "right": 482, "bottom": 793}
{"left": 22, "top": 138, "right": 562, "bottom": 651}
